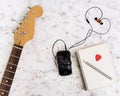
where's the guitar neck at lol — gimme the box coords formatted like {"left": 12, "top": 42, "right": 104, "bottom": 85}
{"left": 0, "top": 44, "right": 23, "bottom": 96}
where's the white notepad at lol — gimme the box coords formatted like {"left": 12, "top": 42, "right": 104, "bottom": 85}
{"left": 77, "top": 43, "right": 116, "bottom": 90}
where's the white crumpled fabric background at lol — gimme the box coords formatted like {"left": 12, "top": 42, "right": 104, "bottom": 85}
{"left": 0, "top": 0, "right": 120, "bottom": 96}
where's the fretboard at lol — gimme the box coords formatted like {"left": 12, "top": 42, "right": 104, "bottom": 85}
{"left": 0, "top": 44, "right": 23, "bottom": 96}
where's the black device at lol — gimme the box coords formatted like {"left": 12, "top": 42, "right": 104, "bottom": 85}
{"left": 56, "top": 50, "right": 72, "bottom": 76}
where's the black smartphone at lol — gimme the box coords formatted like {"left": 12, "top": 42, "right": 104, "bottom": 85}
{"left": 56, "top": 50, "right": 72, "bottom": 76}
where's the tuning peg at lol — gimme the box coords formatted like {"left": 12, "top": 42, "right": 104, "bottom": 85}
{"left": 17, "top": 27, "right": 19, "bottom": 30}
{"left": 12, "top": 31, "right": 15, "bottom": 34}
{"left": 11, "top": 18, "right": 19, "bottom": 23}
{"left": 11, "top": 18, "right": 21, "bottom": 26}
{"left": 27, "top": 6, "right": 31, "bottom": 10}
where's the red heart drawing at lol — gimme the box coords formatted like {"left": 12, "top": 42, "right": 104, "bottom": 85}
{"left": 95, "top": 54, "right": 102, "bottom": 61}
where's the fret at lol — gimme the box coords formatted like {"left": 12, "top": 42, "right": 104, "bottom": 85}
{"left": 6, "top": 64, "right": 17, "bottom": 72}
{"left": 0, "top": 89, "right": 9, "bottom": 93}
{"left": 0, "top": 83, "right": 10, "bottom": 87}
{"left": 11, "top": 55, "right": 19, "bottom": 59}
{"left": 4, "top": 71, "right": 14, "bottom": 79}
{"left": 13, "top": 46, "right": 22, "bottom": 51}
{"left": 2, "top": 78, "right": 12, "bottom": 86}
{"left": 3, "top": 77, "right": 13, "bottom": 81}
{"left": 5, "top": 70, "right": 15, "bottom": 74}
{"left": 0, "top": 89, "right": 9, "bottom": 96}
{"left": 12, "top": 46, "right": 22, "bottom": 57}
{"left": 0, "top": 84, "right": 10, "bottom": 92}
{"left": 8, "top": 63, "right": 17, "bottom": 66}
{"left": 11, "top": 48, "right": 22, "bottom": 57}
{"left": 8, "top": 56, "right": 19, "bottom": 65}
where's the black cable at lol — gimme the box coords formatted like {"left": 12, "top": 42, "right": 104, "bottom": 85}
{"left": 68, "top": 6, "right": 111, "bottom": 50}
{"left": 52, "top": 39, "right": 67, "bottom": 57}
{"left": 68, "top": 29, "right": 93, "bottom": 50}
{"left": 52, "top": 6, "right": 111, "bottom": 60}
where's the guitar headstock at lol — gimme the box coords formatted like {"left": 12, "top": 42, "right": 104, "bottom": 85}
{"left": 14, "top": 5, "right": 43, "bottom": 46}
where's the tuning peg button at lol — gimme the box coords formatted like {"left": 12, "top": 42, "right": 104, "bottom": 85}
{"left": 27, "top": 6, "right": 31, "bottom": 10}
{"left": 12, "top": 32, "right": 15, "bottom": 34}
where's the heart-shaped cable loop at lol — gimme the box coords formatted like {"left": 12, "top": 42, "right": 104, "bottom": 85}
{"left": 52, "top": 7, "right": 111, "bottom": 52}
{"left": 85, "top": 6, "right": 111, "bottom": 35}
{"left": 68, "top": 6, "right": 111, "bottom": 50}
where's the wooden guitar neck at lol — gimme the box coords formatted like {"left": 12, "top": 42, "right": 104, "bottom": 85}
{"left": 0, "top": 44, "right": 23, "bottom": 96}
{"left": 0, "top": 5, "right": 43, "bottom": 96}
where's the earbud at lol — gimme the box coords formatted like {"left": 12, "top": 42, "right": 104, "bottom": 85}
{"left": 95, "top": 17, "right": 103, "bottom": 25}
